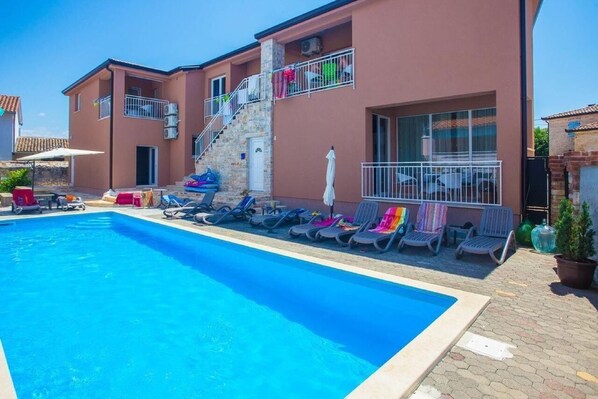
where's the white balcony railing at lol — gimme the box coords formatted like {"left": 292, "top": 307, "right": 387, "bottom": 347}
{"left": 204, "top": 94, "right": 227, "bottom": 120}
{"left": 195, "top": 73, "right": 266, "bottom": 160}
{"left": 124, "top": 95, "right": 168, "bottom": 120}
{"left": 361, "top": 161, "right": 503, "bottom": 206}
{"left": 98, "top": 95, "right": 111, "bottom": 119}
{"left": 272, "top": 48, "right": 354, "bottom": 100}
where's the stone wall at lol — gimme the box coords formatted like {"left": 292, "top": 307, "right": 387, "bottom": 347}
{"left": 549, "top": 151, "right": 598, "bottom": 222}
{"left": 194, "top": 102, "right": 273, "bottom": 195}
{"left": 0, "top": 161, "right": 68, "bottom": 189}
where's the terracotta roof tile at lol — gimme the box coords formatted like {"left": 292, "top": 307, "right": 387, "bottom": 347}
{"left": 566, "top": 121, "right": 598, "bottom": 132}
{"left": 15, "top": 137, "right": 69, "bottom": 153}
{"left": 542, "top": 104, "right": 598, "bottom": 120}
{"left": 0, "top": 95, "right": 20, "bottom": 113}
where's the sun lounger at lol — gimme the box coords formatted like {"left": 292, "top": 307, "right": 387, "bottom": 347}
{"left": 160, "top": 194, "right": 192, "bottom": 208}
{"left": 11, "top": 188, "right": 42, "bottom": 215}
{"left": 57, "top": 195, "right": 86, "bottom": 211}
{"left": 348, "top": 207, "right": 409, "bottom": 252}
{"left": 398, "top": 202, "right": 448, "bottom": 255}
{"left": 455, "top": 206, "right": 516, "bottom": 265}
{"left": 315, "top": 200, "right": 379, "bottom": 245}
{"left": 249, "top": 208, "right": 308, "bottom": 232}
{"left": 288, "top": 214, "right": 343, "bottom": 241}
{"left": 163, "top": 191, "right": 216, "bottom": 219}
{"left": 196, "top": 195, "right": 256, "bottom": 225}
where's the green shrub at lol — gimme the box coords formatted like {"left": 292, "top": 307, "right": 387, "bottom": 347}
{"left": 0, "top": 169, "right": 31, "bottom": 193}
{"left": 555, "top": 199, "right": 596, "bottom": 261}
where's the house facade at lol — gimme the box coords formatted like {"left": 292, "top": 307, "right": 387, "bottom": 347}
{"left": 0, "top": 95, "right": 22, "bottom": 161}
{"left": 65, "top": 0, "right": 541, "bottom": 224}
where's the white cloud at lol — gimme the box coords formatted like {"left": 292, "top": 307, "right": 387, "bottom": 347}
{"left": 37, "top": 112, "right": 46, "bottom": 117}
{"left": 21, "top": 127, "right": 68, "bottom": 138}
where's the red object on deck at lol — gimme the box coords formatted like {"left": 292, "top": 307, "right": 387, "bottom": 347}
{"left": 115, "top": 192, "right": 134, "bottom": 205}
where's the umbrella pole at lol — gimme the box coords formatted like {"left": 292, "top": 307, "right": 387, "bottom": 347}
{"left": 31, "top": 161, "right": 36, "bottom": 192}
{"left": 330, "top": 145, "right": 334, "bottom": 217}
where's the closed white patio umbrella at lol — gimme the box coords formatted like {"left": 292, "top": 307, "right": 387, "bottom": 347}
{"left": 323, "top": 146, "right": 336, "bottom": 217}
{"left": 18, "top": 147, "right": 104, "bottom": 191}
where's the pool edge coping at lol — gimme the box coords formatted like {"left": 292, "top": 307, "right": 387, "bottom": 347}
{"left": 129, "top": 211, "right": 491, "bottom": 398}
{"left": 0, "top": 340, "right": 17, "bottom": 399}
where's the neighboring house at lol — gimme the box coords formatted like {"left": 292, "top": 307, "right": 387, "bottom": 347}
{"left": 13, "top": 137, "right": 69, "bottom": 160}
{"left": 542, "top": 104, "right": 598, "bottom": 156}
{"left": 544, "top": 104, "right": 598, "bottom": 223}
{"left": 0, "top": 94, "right": 23, "bottom": 160}
{"left": 64, "top": 0, "right": 542, "bottom": 224}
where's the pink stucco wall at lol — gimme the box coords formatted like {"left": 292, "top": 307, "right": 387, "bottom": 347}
{"left": 270, "top": 0, "right": 538, "bottom": 221}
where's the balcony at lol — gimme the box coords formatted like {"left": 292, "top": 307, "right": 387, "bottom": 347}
{"left": 361, "top": 161, "right": 502, "bottom": 207}
{"left": 272, "top": 48, "right": 354, "bottom": 100}
{"left": 124, "top": 95, "right": 168, "bottom": 120}
{"left": 97, "top": 95, "right": 111, "bottom": 119}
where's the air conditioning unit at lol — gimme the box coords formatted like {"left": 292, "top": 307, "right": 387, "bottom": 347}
{"left": 164, "top": 115, "right": 178, "bottom": 127}
{"left": 164, "top": 127, "right": 178, "bottom": 140}
{"left": 301, "top": 37, "right": 322, "bottom": 56}
{"left": 164, "top": 102, "right": 178, "bottom": 115}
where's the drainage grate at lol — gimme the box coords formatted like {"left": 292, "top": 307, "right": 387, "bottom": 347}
{"left": 456, "top": 332, "right": 516, "bottom": 360}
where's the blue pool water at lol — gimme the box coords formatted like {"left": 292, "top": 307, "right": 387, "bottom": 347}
{"left": 0, "top": 213, "right": 456, "bottom": 398}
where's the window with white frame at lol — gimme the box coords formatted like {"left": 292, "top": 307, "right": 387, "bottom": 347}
{"left": 397, "top": 107, "right": 497, "bottom": 162}
{"left": 75, "top": 93, "right": 81, "bottom": 112}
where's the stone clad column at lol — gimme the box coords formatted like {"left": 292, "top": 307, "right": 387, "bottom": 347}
{"left": 260, "top": 39, "right": 285, "bottom": 101}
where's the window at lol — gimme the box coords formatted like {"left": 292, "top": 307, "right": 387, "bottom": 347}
{"left": 75, "top": 93, "right": 81, "bottom": 112}
{"left": 397, "top": 108, "right": 497, "bottom": 162}
{"left": 210, "top": 76, "right": 226, "bottom": 114}
{"left": 128, "top": 87, "right": 141, "bottom": 96}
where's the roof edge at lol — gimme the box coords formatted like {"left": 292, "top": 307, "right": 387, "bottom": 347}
{"left": 198, "top": 42, "right": 261, "bottom": 69}
{"left": 254, "top": 0, "right": 357, "bottom": 40}
{"left": 542, "top": 106, "right": 598, "bottom": 120}
{"left": 62, "top": 59, "right": 173, "bottom": 95}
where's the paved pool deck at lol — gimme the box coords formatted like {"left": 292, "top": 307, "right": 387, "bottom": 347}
{"left": 1, "top": 205, "right": 597, "bottom": 398}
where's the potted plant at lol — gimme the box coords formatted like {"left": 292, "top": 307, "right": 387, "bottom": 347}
{"left": 554, "top": 199, "right": 597, "bottom": 289}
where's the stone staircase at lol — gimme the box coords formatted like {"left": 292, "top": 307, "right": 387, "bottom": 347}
{"left": 193, "top": 101, "right": 272, "bottom": 194}
{"left": 169, "top": 98, "right": 273, "bottom": 208}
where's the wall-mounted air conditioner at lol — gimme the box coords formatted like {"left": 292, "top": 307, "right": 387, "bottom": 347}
{"left": 164, "top": 115, "right": 178, "bottom": 127}
{"left": 301, "top": 37, "right": 322, "bottom": 56}
{"left": 164, "top": 127, "right": 178, "bottom": 140}
{"left": 164, "top": 102, "right": 178, "bottom": 115}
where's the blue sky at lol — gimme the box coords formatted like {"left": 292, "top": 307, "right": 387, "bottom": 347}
{"left": 0, "top": 0, "right": 596, "bottom": 138}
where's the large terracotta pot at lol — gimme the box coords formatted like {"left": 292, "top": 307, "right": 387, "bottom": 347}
{"left": 555, "top": 255, "right": 597, "bottom": 289}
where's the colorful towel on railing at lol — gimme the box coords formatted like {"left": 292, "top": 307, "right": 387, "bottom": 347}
{"left": 415, "top": 202, "right": 448, "bottom": 233}
{"left": 369, "top": 207, "right": 408, "bottom": 234}
{"left": 337, "top": 217, "right": 360, "bottom": 231}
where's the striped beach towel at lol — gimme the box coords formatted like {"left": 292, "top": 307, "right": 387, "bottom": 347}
{"left": 415, "top": 202, "right": 448, "bottom": 233}
{"left": 369, "top": 207, "right": 408, "bottom": 234}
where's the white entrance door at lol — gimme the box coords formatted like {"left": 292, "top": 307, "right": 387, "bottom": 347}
{"left": 248, "top": 137, "right": 265, "bottom": 191}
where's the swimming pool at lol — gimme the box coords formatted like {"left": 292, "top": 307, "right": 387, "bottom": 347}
{"left": 0, "top": 212, "right": 488, "bottom": 398}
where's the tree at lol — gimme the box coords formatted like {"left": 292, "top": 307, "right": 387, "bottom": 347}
{"left": 534, "top": 126, "right": 548, "bottom": 156}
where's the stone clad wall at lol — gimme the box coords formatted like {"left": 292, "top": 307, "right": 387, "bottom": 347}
{"left": 194, "top": 102, "right": 273, "bottom": 194}
{"left": 0, "top": 161, "right": 68, "bottom": 189}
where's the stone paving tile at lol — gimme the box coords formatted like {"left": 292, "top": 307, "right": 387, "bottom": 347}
{"left": 5, "top": 208, "right": 596, "bottom": 398}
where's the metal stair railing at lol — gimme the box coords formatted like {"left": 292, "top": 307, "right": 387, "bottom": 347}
{"left": 194, "top": 73, "right": 265, "bottom": 160}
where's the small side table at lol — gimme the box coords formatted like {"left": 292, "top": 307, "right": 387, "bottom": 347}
{"left": 445, "top": 225, "right": 472, "bottom": 246}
